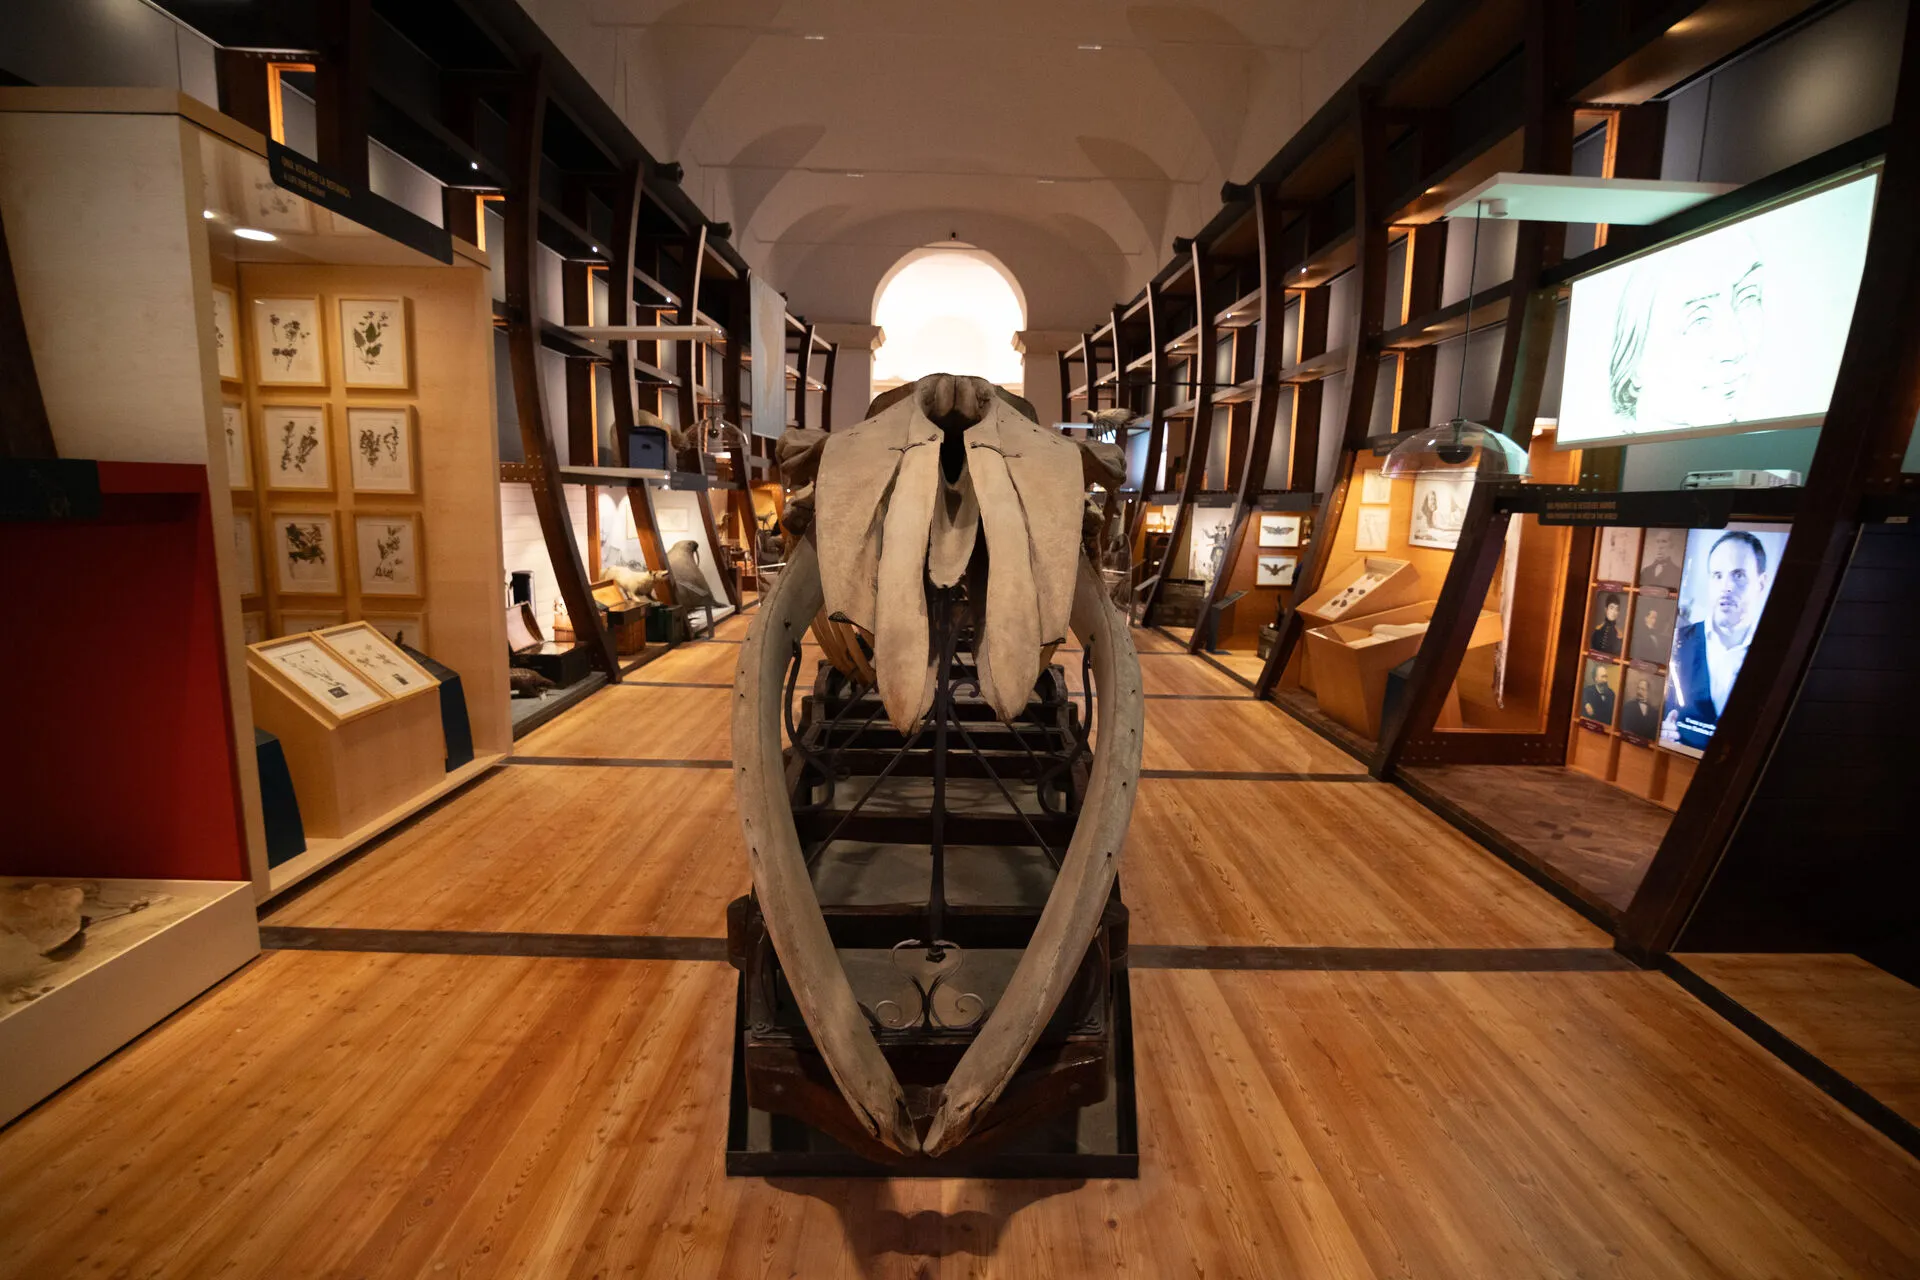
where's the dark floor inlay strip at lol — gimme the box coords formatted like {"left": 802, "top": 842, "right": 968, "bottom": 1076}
{"left": 1144, "top": 693, "right": 1249, "bottom": 701}
{"left": 1131, "top": 945, "right": 1636, "bottom": 972}
{"left": 259, "top": 926, "right": 728, "bottom": 962}
{"left": 1138, "top": 769, "right": 1375, "bottom": 782}
{"left": 506, "top": 755, "right": 732, "bottom": 769}
{"left": 615, "top": 680, "right": 733, "bottom": 689}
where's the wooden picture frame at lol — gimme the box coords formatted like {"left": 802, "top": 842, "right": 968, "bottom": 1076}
{"left": 276, "top": 609, "right": 347, "bottom": 637}
{"left": 339, "top": 297, "right": 410, "bottom": 389}
{"left": 1257, "top": 513, "right": 1303, "bottom": 548}
{"left": 346, "top": 406, "right": 416, "bottom": 494}
{"left": 316, "top": 622, "right": 438, "bottom": 701}
{"left": 269, "top": 508, "right": 342, "bottom": 595}
{"left": 250, "top": 295, "right": 326, "bottom": 387}
{"left": 211, "top": 285, "right": 239, "bottom": 381}
{"left": 222, "top": 402, "right": 251, "bottom": 489}
{"left": 249, "top": 633, "right": 389, "bottom": 724}
{"left": 260, "top": 403, "right": 331, "bottom": 492}
{"left": 354, "top": 511, "right": 423, "bottom": 597}
{"left": 1353, "top": 507, "right": 1390, "bottom": 552}
{"left": 1256, "top": 554, "right": 1298, "bottom": 586}
{"left": 363, "top": 611, "right": 429, "bottom": 652}
{"left": 1358, "top": 470, "right": 1393, "bottom": 505}
{"left": 231, "top": 510, "right": 259, "bottom": 596}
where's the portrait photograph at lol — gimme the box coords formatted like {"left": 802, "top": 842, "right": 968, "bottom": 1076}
{"left": 1579, "top": 657, "right": 1623, "bottom": 729}
{"left": 1586, "top": 588, "right": 1626, "bottom": 657}
{"left": 1595, "top": 526, "right": 1641, "bottom": 585}
{"left": 1617, "top": 669, "right": 1664, "bottom": 743}
{"left": 1629, "top": 594, "right": 1678, "bottom": 667}
{"left": 1639, "top": 527, "right": 1686, "bottom": 590}
{"left": 1659, "top": 522, "right": 1790, "bottom": 757}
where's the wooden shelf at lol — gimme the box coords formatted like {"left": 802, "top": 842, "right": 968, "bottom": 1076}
{"left": 1164, "top": 324, "right": 1202, "bottom": 356}
{"left": 558, "top": 465, "right": 671, "bottom": 485}
{"left": 1164, "top": 398, "right": 1198, "bottom": 418}
{"left": 265, "top": 752, "right": 507, "bottom": 897}
{"left": 1214, "top": 379, "right": 1261, "bottom": 405}
{"left": 1069, "top": 383, "right": 1090, "bottom": 401}
{"left": 1382, "top": 291, "right": 1512, "bottom": 350}
{"left": 1278, "top": 347, "right": 1348, "bottom": 384}
{"left": 1215, "top": 289, "right": 1263, "bottom": 329}
{"left": 1125, "top": 351, "right": 1155, "bottom": 373}
{"left": 567, "top": 323, "right": 721, "bottom": 342}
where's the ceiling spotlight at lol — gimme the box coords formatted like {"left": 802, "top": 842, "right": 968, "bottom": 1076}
{"left": 202, "top": 209, "right": 217, "bottom": 219}
{"left": 803, "top": 33, "right": 826, "bottom": 40}
{"left": 470, "top": 160, "right": 480, "bottom": 170}
{"left": 591, "top": 245, "right": 600, "bottom": 253}
{"left": 234, "top": 227, "right": 277, "bottom": 242}
{"left": 1077, "top": 43, "right": 1103, "bottom": 50}
{"left": 1037, "top": 178, "right": 1056, "bottom": 184}
{"left": 846, "top": 172, "right": 865, "bottom": 178}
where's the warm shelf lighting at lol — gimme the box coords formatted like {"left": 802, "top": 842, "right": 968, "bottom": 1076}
{"left": 234, "top": 227, "right": 277, "bottom": 242}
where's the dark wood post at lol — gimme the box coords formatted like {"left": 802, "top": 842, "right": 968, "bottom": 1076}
{"left": 1142, "top": 239, "right": 1219, "bottom": 624}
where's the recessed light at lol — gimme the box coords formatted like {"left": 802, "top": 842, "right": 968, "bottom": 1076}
{"left": 1298, "top": 267, "right": 1308, "bottom": 275}
{"left": 591, "top": 245, "right": 600, "bottom": 253}
{"left": 846, "top": 172, "right": 865, "bottom": 178}
{"left": 803, "top": 33, "right": 826, "bottom": 40}
{"left": 202, "top": 209, "right": 217, "bottom": 219}
{"left": 235, "top": 227, "right": 277, "bottom": 242}
{"left": 1077, "top": 43, "right": 1103, "bottom": 51}
{"left": 471, "top": 160, "right": 480, "bottom": 170}
{"left": 1037, "top": 178, "right": 1056, "bottom": 185}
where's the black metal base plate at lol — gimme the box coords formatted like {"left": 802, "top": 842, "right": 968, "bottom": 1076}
{"left": 723, "top": 970, "right": 1139, "bottom": 1179}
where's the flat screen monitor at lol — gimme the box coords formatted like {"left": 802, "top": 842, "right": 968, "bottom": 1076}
{"left": 1657, "top": 522, "right": 1791, "bottom": 758}
{"left": 1558, "top": 171, "right": 1879, "bottom": 449}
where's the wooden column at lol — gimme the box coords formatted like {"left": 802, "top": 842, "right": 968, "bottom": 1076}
{"left": 1189, "top": 184, "right": 1290, "bottom": 652}
{"left": 1288, "top": 286, "right": 1330, "bottom": 487}
{"left": 1254, "top": 90, "right": 1390, "bottom": 695}
{"left": 1622, "top": 3, "right": 1920, "bottom": 957}
{"left": 1130, "top": 280, "right": 1171, "bottom": 543}
{"left": 1142, "top": 241, "right": 1218, "bottom": 624}
{"left": 603, "top": 164, "right": 667, "bottom": 577}
{"left": 674, "top": 225, "right": 707, "bottom": 434}
{"left": 1109, "top": 304, "right": 1130, "bottom": 420}
{"left": 723, "top": 272, "right": 756, "bottom": 572}
{"left": 503, "top": 65, "right": 619, "bottom": 678}
{"left": 794, "top": 323, "right": 814, "bottom": 430}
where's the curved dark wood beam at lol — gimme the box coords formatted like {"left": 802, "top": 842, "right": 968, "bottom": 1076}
{"left": 605, "top": 161, "right": 669, "bottom": 582}
{"left": 1254, "top": 89, "right": 1390, "bottom": 697}
{"left": 722, "top": 272, "right": 756, "bottom": 577}
{"left": 1129, "top": 280, "right": 1171, "bottom": 550}
{"left": 670, "top": 222, "right": 740, "bottom": 609}
{"left": 1189, "top": 184, "right": 1290, "bottom": 654}
{"left": 1141, "top": 239, "right": 1219, "bottom": 626}
{"left": 819, "top": 341, "right": 838, "bottom": 430}
{"left": 503, "top": 64, "right": 619, "bottom": 678}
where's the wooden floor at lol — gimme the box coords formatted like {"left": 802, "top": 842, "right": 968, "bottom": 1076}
{"left": 2, "top": 621, "right": 1916, "bottom": 1278}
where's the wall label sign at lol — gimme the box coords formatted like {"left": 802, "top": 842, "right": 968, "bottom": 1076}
{"left": 1538, "top": 491, "right": 1735, "bottom": 529}
{"left": 268, "top": 142, "right": 454, "bottom": 265}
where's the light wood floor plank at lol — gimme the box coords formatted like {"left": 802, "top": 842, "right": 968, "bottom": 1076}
{"left": 1142, "top": 697, "right": 1364, "bottom": 774}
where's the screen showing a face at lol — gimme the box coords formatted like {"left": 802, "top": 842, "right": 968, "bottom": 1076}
{"left": 1658, "top": 522, "right": 1790, "bottom": 758}
{"left": 1559, "top": 172, "right": 1879, "bottom": 448}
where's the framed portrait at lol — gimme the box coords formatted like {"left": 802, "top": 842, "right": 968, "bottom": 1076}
{"left": 1586, "top": 587, "right": 1627, "bottom": 657}
{"left": 1617, "top": 668, "right": 1665, "bottom": 743}
{"left": 211, "top": 285, "right": 239, "bottom": 381}
{"left": 347, "top": 406, "right": 416, "bottom": 494}
{"left": 270, "top": 509, "right": 341, "bottom": 595}
{"left": 1578, "top": 657, "right": 1622, "bottom": 730}
{"left": 1255, "top": 554, "right": 1298, "bottom": 587}
{"left": 364, "top": 612, "right": 429, "bottom": 652}
{"left": 1257, "top": 513, "right": 1302, "bottom": 548}
{"left": 252, "top": 634, "right": 387, "bottom": 723}
{"left": 355, "top": 512, "right": 423, "bottom": 596}
{"left": 241, "top": 611, "right": 267, "bottom": 645}
{"left": 1595, "top": 526, "right": 1641, "bottom": 585}
{"left": 222, "top": 402, "right": 251, "bottom": 489}
{"left": 260, "top": 404, "right": 331, "bottom": 491}
{"left": 1354, "top": 507, "right": 1390, "bottom": 553}
{"left": 1659, "top": 522, "right": 1790, "bottom": 758}
{"left": 1409, "top": 475, "right": 1472, "bottom": 550}
{"left": 1639, "top": 527, "right": 1686, "bottom": 591}
{"left": 339, "top": 297, "right": 410, "bottom": 389}
{"left": 1629, "top": 594, "right": 1677, "bottom": 667}
{"left": 316, "top": 622, "right": 437, "bottom": 700}
{"left": 1359, "top": 470, "right": 1393, "bottom": 505}
{"left": 251, "top": 296, "right": 325, "bottom": 386}
{"left": 231, "top": 511, "right": 259, "bottom": 596}
{"left": 276, "top": 609, "right": 346, "bottom": 637}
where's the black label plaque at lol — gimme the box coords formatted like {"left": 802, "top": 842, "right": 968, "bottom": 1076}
{"left": 269, "top": 142, "right": 454, "bottom": 264}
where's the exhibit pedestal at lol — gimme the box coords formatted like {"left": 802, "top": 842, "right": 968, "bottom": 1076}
{"left": 1307, "top": 605, "right": 1500, "bottom": 738}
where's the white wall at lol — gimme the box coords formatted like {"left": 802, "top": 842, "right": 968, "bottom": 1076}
{"left": 500, "top": 482, "right": 590, "bottom": 632}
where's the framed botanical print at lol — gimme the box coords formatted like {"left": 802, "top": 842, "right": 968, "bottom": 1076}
{"left": 364, "top": 611, "right": 429, "bottom": 652}
{"left": 222, "top": 402, "right": 251, "bottom": 489}
{"left": 251, "top": 296, "right": 325, "bottom": 386}
{"left": 339, "top": 297, "right": 410, "bottom": 389}
{"left": 355, "top": 512, "right": 422, "bottom": 596}
{"left": 347, "top": 406, "right": 415, "bottom": 493}
{"left": 211, "top": 285, "right": 239, "bottom": 381}
{"left": 231, "top": 511, "right": 259, "bottom": 596}
{"left": 251, "top": 634, "right": 387, "bottom": 724}
{"left": 276, "top": 609, "right": 346, "bottom": 637}
{"left": 270, "top": 509, "right": 341, "bottom": 595}
{"left": 316, "top": 622, "right": 437, "bottom": 700}
{"left": 1257, "top": 513, "right": 1302, "bottom": 548}
{"left": 239, "top": 165, "right": 314, "bottom": 233}
{"left": 260, "top": 405, "right": 331, "bottom": 491}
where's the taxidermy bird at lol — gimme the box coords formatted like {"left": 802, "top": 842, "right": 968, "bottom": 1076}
{"left": 666, "top": 539, "right": 719, "bottom": 634}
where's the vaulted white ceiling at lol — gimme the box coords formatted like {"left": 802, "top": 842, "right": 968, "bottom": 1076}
{"left": 523, "top": 0, "right": 1418, "bottom": 326}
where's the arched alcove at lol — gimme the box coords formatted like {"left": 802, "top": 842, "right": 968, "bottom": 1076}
{"left": 871, "top": 244, "right": 1027, "bottom": 391}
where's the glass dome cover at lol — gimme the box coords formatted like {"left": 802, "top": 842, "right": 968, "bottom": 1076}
{"left": 1379, "top": 416, "right": 1532, "bottom": 479}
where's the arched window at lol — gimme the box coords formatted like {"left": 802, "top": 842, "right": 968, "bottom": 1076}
{"left": 871, "top": 244, "right": 1026, "bottom": 391}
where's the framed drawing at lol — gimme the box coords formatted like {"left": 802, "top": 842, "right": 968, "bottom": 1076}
{"left": 260, "top": 405, "right": 331, "bottom": 491}
{"left": 1359, "top": 470, "right": 1393, "bottom": 505}
{"left": 270, "top": 509, "right": 341, "bottom": 595}
{"left": 1354, "top": 506, "right": 1390, "bottom": 553}
{"left": 355, "top": 512, "right": 422, "bottom": 596}
{"left": 1409, "top": 474, "right": 1472, "bottom": 550}
{"left": 1595, "top": 525, "right": 1641, "bottom": 585}
{"left": 211, "top": 285, "right": 239, "bottom": 380}
{"left": 241, "top": 611, "right": 267, "bottom": 645}
{"left": 239, "top": 166, "right": 313, "bottom": 233}
{"left": 1255, "top": 554, "right": 1298, "bottom": 587}
{"left": 276, "top": 609, "right": 346, "bottom": 637}
{"left": 222, "top": 402, "right": 251, "bottom": 489}
{"left": 1257, "top": 513, "right": 1302, "bottom": 548}
{"left": 251, "top": 296, "right": 325, "bottom": 386}
{"left": 347, "top": 406, "right": 415, "bottom": 493}
{"left": 317, "top": 622, "right": 437, "bottom": 699}
{"left": 1186, "top": 506, "right": 1233, "bottom": 582}
{"left": 655, "top": 505, "right": 690, "bottom": 533}
{"left": 339, "top": 297, "right": 410, "bottom": 388}
{"left": 251, "top": 634, "right": 387, "bottom": 723}
{"left": 364, "top": 612, "right": 429, "bottom": 652}
{"left": 231, "top": 511, "right": 259, "bottom": 596}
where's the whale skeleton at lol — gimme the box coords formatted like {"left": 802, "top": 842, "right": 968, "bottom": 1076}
{"left": 731, "top": 377, "right": 1143, "bottom": 1158}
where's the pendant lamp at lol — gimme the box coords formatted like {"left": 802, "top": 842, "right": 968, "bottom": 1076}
{"left": 1380, "top": 199, "right": 1531, "bottom": 481}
